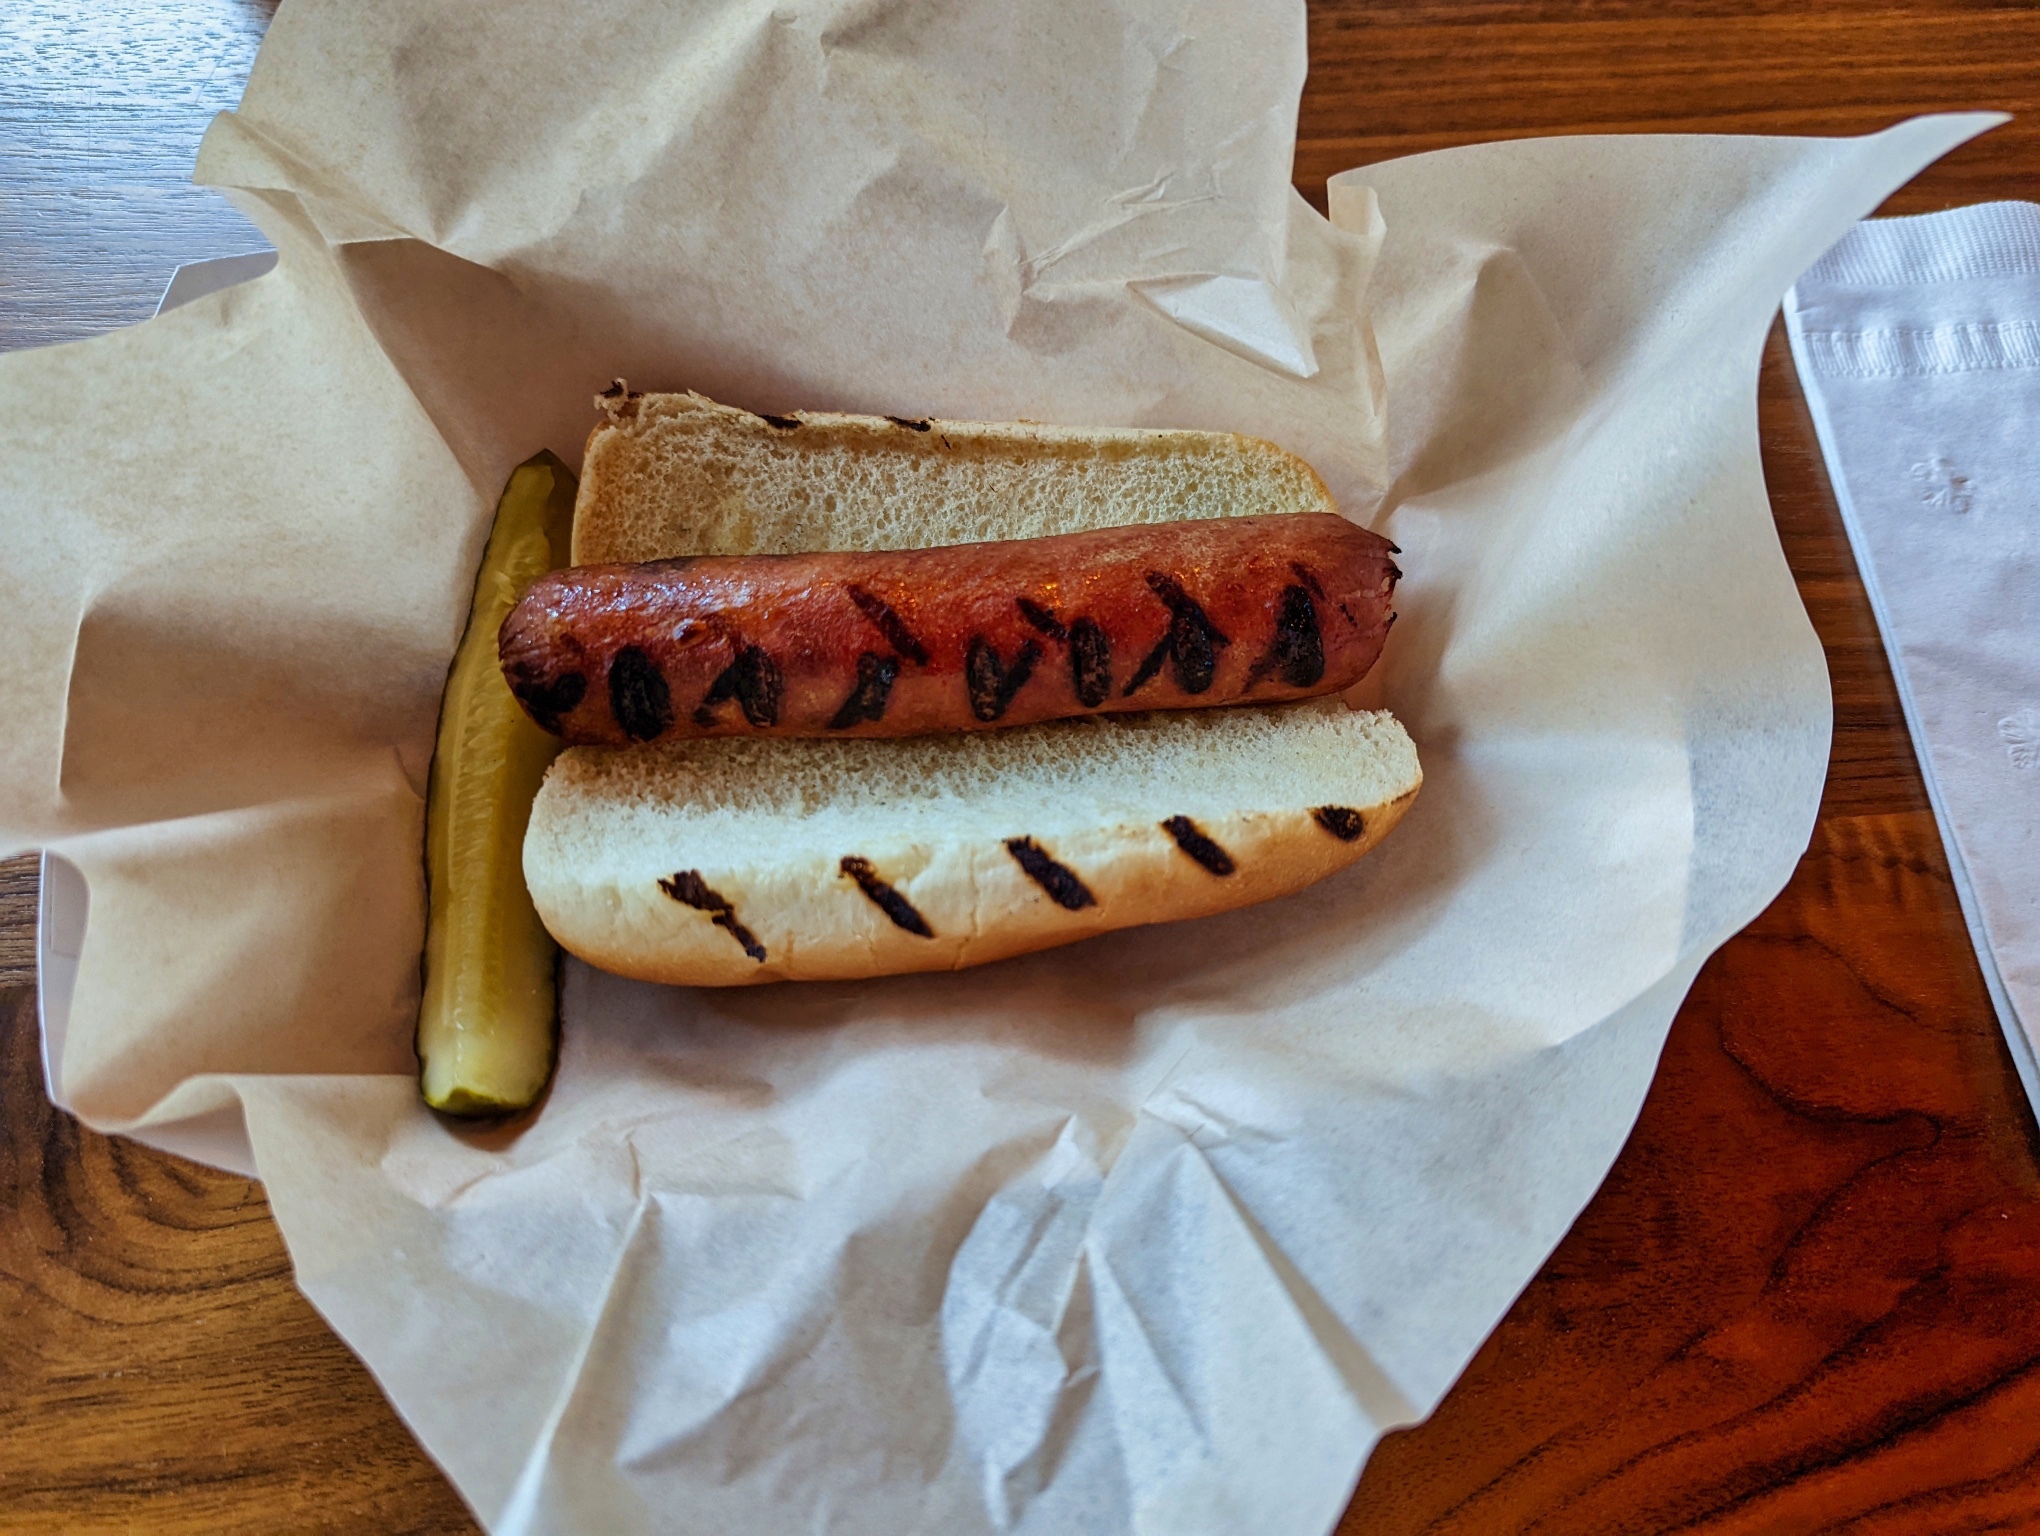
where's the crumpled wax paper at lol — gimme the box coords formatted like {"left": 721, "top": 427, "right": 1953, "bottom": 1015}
{"left": 0, "top": 0, "right": 1996, "bottom": 1529}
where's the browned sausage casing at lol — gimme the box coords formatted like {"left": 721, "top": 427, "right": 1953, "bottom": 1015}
{"left": 498, "top": 513, "right": 1399, "bottom": 743}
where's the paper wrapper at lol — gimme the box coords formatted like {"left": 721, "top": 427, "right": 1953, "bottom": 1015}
{"left": 0, "top": 0, "right": 1997, "bottom": 1528}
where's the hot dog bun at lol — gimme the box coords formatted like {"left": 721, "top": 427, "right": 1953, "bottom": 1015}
{"left": 571, "top": 387, "right": 1341, "bottom": 562}
{"left": 523, "top": 388, "right": 1420, "bottom": 986}
{"left": 528, "top": 705, "right": 1417, "bottom": 985}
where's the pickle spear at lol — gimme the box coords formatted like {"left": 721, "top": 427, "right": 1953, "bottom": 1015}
{"left": 419, "top": 452, "right": 577, "bottom": 1115}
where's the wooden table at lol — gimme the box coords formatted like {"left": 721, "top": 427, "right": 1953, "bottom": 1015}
{"left": 3, "top": 2, "right": 2037, "bottom": 1530}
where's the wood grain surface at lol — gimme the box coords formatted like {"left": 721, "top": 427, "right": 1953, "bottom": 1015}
{"left": 3, "top": 1, "right": 2038, "bottom": 1532}
{"left": 0, "top": 0, "right": 274, "bottom": 352}
{"left": 0, "top": 860, "right": 33, "bottom": 987}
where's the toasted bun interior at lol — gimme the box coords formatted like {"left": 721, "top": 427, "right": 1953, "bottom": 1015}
{"left": 571, "top": 390, "right": 1339, "bottom": 562}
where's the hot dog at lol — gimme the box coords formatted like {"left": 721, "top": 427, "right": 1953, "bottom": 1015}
{"left": 487, "top": 388, "right": 1421, "bottom": 992}
{"left": 499, "top": 512, "right": 1399, "bottom": 744}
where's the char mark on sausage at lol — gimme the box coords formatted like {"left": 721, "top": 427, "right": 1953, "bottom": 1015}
{"left": 609, "top": 647, "right": 673, "bottom": 741}
{"left": 846, "top": 584, "right": 931, "bottom": 665}
{"left": 1015, "top": 597, "right": 1068, "bottom": 642}
{"left": 965, "top": 637, "right": 1042, "bottom": 722}
{"left": 694, "top": 643, "right": 783, "bottom": 729}
{"left": 827, "top": 652, "right": 901, "bottom": 729}
{"left": 1069, "top": 618, "right": 1112, "bottom": 707}
{"left": 509, "top": 670, "right": 587, "bottom": 735}
{"left": 1125, "top": 572, "right": 1229, "bottom": 698}
{"left": 1245, "top": 585, "right": 1325, "bottom": 690}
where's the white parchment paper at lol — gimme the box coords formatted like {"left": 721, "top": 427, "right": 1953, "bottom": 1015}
{"left": 0, "top": 0, "right": 1998, "bottom": 1528}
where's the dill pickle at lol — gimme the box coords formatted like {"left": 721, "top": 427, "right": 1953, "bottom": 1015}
{"left": 419, "top": 452, "right": 577, "bottom": 1115}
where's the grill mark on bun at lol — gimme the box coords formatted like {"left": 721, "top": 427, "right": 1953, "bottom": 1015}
{"left": 757, "top": 412, "right": 801, "bottom": 429}
{"left": 1245, "top": 585, "right": 1325, "bottom": 690}
{"left": 694, "top": 643, "right": 783, "bottom": 728}
{"left": 839, "top": 856, "right": 935, "bottom": 937}
{"left": 1313, "top": 806, "right": 1367, "bottom": 842}
{"left": 1016, "top": 597, "right": 1068, "bottom": 642}
{"left": 827, "top": 652, "right": 901, "bottom": 729}
{"left": 1161, "top": 816, "right": 1236, "bottom": 876}
{"left": 608, "top": 647, "right": 672, "bottom": 741}
{"left": 1069, "top": 618, "right": 1112, "bottom": 706}
{"left": 885, "top": 416, "right": 933, "bottom": 432}
{"left": 965, "top": 637, "right": 1042, "bottom": 722}
{"left": 845, "top": 584, "right": 931, "bottom": 665}
{"left": 509, "top": 669, "right": 586, "bottom": 735}
{"left": 598, "top": 379, "right": 642, "bottom": 418}
{"left": 658, "top": 870, "right": 767, "bottom": 961}
{"left": 1005, "top": 837, "right": 1097, "bottom": 910}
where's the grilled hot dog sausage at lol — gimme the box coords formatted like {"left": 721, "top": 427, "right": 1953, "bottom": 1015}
{"left": 499, "top": 513, "right": 1399, "bottom": 743}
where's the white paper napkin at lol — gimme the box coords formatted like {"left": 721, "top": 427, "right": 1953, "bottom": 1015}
{"left": 1785, "top": 204, "right": 2040, "bottom": 1109}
